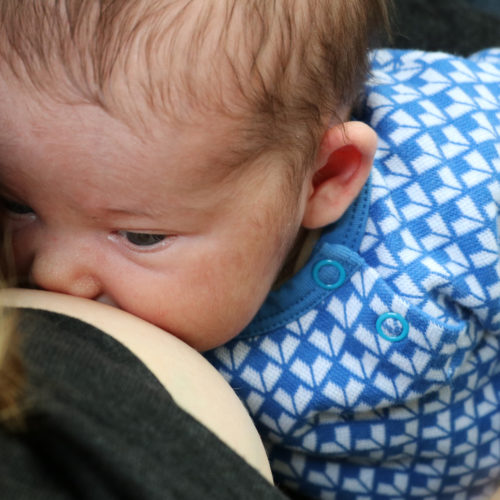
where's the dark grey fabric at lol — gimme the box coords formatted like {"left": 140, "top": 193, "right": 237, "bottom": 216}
{"left": 0, "top": 309, "right": 287, "bottom": 500}
{"left": 391, "top": 0, "right": 500, "bottom": 55}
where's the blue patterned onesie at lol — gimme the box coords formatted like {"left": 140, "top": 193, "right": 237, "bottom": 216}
{"left": 205, "top": 49, "right": 500, "bottom": 499}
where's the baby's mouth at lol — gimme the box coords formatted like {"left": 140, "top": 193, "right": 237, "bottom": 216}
{"left": 96, "top": 294, "right": 119, "bottom": 308}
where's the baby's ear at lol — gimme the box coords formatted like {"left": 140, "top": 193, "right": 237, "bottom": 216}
{"left": 301, "top": 121, "right": 377, "bottom": 229}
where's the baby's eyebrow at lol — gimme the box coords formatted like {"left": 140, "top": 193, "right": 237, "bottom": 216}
{"left": 96, "top": 202, "right": 204, "bottom": 219}
{"left": 96, "top": 206, "right": 164, "bottom": 218}
{"left": 0, "top": 122, "right": 20, "bottom": 149}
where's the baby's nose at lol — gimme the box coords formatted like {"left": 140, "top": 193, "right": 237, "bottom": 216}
{"left": 29, "top": 239, "right": 103, "bottom": 299}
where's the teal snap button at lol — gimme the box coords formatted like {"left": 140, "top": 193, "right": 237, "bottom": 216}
{"left": 312, "top": 259, "right": 346, "bottom": 290}
{"left": 376, "top": 312, "right": 409, "bottom": 342}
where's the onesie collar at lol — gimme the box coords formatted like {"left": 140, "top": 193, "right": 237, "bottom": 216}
{"left": 239, "top": 176, "right": 372, "bottom": 338}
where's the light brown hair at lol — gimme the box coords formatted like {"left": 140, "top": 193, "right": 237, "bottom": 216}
{"left": 0, "top": 0, "right": 390, "bottom": 178}
{"left": 0, "top": 216, "right": 24, "bottom": 428}
{"left": 0, "top": 307, "right": 24, "bottom": 428}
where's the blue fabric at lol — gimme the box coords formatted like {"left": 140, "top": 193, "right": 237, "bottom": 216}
{"left": 205, "top": 49, "right": 500, "bottom": 499}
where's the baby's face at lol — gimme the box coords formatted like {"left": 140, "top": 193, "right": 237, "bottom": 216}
{"left": 0, "top": 84, "right": 308, "bottom": 350}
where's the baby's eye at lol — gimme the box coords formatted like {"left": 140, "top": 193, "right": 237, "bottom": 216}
{"left": 121, "top": 231, "right": 167, "bottom": 247}
{"left": 1, "top": 198, "right": 35, "bottom": 215}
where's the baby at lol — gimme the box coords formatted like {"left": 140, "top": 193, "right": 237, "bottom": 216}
{"left": 1, "top": 1, "right": 500, "bottom": 499}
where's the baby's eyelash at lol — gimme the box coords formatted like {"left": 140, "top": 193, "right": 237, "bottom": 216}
{"left": 1, "top": 197, "right": 35, "bottom": 215}
{"left": 115, "top": 230, "right": 169, "bottom": 249}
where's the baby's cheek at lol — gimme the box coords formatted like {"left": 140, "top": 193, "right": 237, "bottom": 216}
{"left": 9, "top": 239, "right": 33, "bottom": 282}
{"left": 4, "top": 222, "right": 37, "bottom": 267}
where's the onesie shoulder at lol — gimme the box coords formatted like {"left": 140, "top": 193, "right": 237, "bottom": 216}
{"left": 360, "top": 48, "right": 500, "bottom": 331}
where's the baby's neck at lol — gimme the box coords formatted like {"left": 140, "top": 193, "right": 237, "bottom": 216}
{"left": 273, "top": 228, "right": 322, "bottom": 289}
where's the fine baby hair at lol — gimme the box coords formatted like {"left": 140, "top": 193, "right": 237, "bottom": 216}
{"left": 0, "top": 0, "right": 390, "bottom": 179}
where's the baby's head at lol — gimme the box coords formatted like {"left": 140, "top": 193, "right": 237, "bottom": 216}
{"left": 0, "top": 0, "right": 388, "bottom": 350}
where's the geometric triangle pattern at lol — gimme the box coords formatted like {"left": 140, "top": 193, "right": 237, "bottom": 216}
{"left": 205, "top": 49, "right": 500, "bottom": 499}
